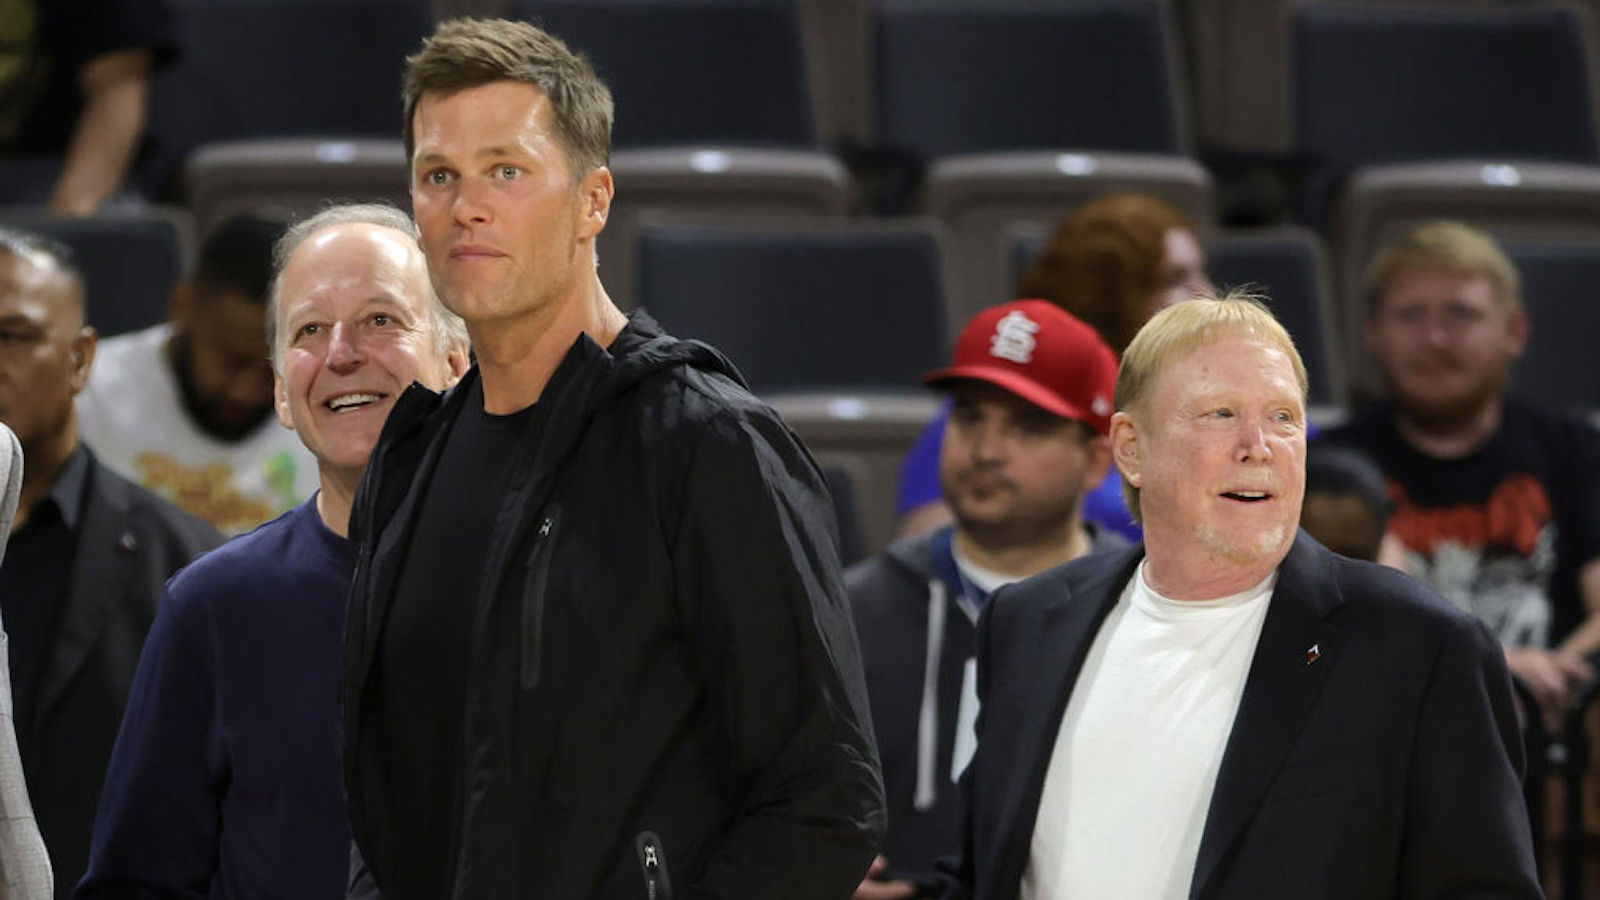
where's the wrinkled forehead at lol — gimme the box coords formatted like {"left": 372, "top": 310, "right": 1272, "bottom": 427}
{"left": 281, "top": 225, "right": 429, "bottom": 310}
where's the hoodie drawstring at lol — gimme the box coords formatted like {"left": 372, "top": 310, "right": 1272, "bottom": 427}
{"left": 914, "top": 579, "right": 948, "bottom": 812}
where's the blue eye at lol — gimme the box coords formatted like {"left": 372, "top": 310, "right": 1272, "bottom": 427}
{"left": 497, "top": 165, "right": 519, "bottom": 180}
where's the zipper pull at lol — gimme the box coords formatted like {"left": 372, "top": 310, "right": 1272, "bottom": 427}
{"left": 636, "top": 831, "right": 672, "bottom": 900}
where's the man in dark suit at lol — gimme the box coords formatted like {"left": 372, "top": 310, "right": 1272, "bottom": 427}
{"left": 0, "top": 229, "right": 221, "bottom": 897}
{"left": 948, "top": 291, "right": 1540, "bottom": 899}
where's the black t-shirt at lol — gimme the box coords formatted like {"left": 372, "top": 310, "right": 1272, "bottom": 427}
{"left": 1320, "top": 399, "right": 1600, "bottom": 647}
{"left": 374, "top": 378, "right": 546, "bottom": 900}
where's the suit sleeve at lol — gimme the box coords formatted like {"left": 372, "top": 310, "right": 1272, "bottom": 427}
{"left": 75, "top": 578, "right": 225, "bottom": 900}
{"left": 1400, "top": 614, "right": 1543, "bottom": 898}
{"left": 668, "top": 404, "right": 885, "bottom": 899}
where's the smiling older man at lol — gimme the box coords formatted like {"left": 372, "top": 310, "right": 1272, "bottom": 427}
{"left": 77, "top": 204, "right": 468, "bottom": 900}
{"left": 942, "top": 292, "right": 1540, "bottom": 900}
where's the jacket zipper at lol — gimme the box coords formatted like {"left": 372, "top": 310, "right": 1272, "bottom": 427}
{"left": 635, "top": 831, "right": 673, "bottom": 900}
{"left": 521, "top": 504, "right": 561, "bottom": 689}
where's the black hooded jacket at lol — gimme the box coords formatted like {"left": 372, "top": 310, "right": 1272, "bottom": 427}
{"left": 342, "top": 315, "right": 885, "bottom": 899}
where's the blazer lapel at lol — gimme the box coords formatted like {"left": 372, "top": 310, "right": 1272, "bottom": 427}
{"left": 988, "top": 545, "right": 1141, "bottom": 897}
{"left": 30, "top": 465, "right": 134, "bottom": 735}
{"left": 1188, "top": 532, "right": 1346, "bottom": 900}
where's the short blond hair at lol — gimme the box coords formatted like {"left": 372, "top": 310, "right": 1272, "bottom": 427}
{"left": 1364, "top": 220, "right": 1521, "bottom": 316}
{"left": 1116, "top": 290, "right": 1308, "bottom": 521}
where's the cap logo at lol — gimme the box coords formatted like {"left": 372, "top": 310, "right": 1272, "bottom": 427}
{"left": 990, "top": 310, "right": 1039, "bottom": 365}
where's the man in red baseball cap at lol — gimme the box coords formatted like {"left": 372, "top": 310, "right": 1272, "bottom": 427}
{"left": 846, "top": 300, "right": 1125, "bottom": 899}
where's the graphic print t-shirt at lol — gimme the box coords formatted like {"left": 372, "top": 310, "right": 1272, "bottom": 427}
{"left": 1321, "top": 400, "right": 1600, "bottom": 647}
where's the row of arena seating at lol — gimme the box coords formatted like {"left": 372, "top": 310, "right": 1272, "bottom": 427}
{"left": 11, "top": 202, "right": 1600, "bottom": 406}
{"left": 45, "top": 0, "right": 1594, "bottom": 399}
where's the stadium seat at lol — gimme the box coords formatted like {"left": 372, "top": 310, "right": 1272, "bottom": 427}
{"left": 145, "top": 0, "right": 430, "bottom": 199}
{"left": 0, "top": 209, "right": 190, "bottom": 338}
{"left": 634, "top": 219, "right": 948, "bottom": 395}
{"left": 1292, "top": 3, "right": 1600, "bottom": 226}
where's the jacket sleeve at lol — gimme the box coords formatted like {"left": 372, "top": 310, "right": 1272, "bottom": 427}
{"left": 74, "top": 580, "right": 223, "bottom": 900}
{"left": 1400, "top": 613, "right": 1543, "bottom": 898}
{"left": 668, "top": 404, "right": 885, "bottom": 899}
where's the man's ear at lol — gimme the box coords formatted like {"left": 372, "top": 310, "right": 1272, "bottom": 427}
{"left": 443, "top": 343, "right": 470, "bottom": 388}
{"left": 274, "top": 372, "right": 294, "bottom": 431}
{"left": 68, "top": 327, "right": 97, "bottom": 395}
{"left": 576, "top": 166, "right": 614, "bottom": 241}
{"left": 1109, "top": 411, "right": 1142, "bottom": 488}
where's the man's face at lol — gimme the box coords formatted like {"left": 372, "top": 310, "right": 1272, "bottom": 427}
{"left": 0, "top": 252, "right": 93, "bottom": 454}
{"left": 1366, "top": 267, "right": 1526, "bottom": 428}
{"left": 410, "top": 81, "right": 612, "bottom": 328}
{"left": 1114, "top": 334, "right": 1306, "bottom": 574}
{"left": 175, "top": 286, "right": 275, "bottom": 440}
{"left": 940, "top": 381, "right": 1109, "bottom": 549}
{"left": 273, "top": 224, "right": 466, "bottom": 478}
{"left": 1149, "top": 226, "right": 1214, "bottom": 317}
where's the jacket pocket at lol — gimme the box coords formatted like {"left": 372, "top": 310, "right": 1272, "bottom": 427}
{"left": 636, "top": 831, "right": 674, "bottom": 900}
{"left": 521, "top": 504, "right": 561, "bottom": 690}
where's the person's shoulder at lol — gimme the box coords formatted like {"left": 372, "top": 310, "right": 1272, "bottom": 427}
{"left": 162, "top": 506, "right": 303, "bottom": 605}
{"left": 846, "top": 534, "right": 935, "bottom": 615}
{"left": 1321, "top": 547, "right": 1488, "bottom": 641}
{"left": 1501, "top": 396, "right": 1600, "bottom": 444}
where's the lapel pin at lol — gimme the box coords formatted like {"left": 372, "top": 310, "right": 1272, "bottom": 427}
{"left": 1305, "top": 644, "right": 1321, "bottom": 666}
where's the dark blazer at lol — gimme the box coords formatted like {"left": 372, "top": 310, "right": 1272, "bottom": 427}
{"left": 23, "top": 449, "right": 220, "bottom": 899}
{"left": 950, "top": 531, "right": 1541, "bottom": 900}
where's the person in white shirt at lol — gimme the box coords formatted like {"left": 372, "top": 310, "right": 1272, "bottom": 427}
{"left": 944, "top": 291, "right": 1540, "bottom": 900}
{"left": 76, "top": 214, "right": 318, "bottom": 534}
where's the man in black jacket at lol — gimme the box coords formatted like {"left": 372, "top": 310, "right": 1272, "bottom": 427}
{"left": 342, "top": 18, "right": 884, "bottom": 900}
{"left": 943, "top": 293, "right": 1537, "bottom": 899}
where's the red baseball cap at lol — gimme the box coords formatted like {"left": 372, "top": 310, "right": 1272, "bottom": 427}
{"left": 923, "top": 299, "right": 1119, "bottom": 435}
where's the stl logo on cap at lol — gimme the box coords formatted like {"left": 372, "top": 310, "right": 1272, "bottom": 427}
{"left": 990, "top": 310, "right": 1040, "bottom": 365}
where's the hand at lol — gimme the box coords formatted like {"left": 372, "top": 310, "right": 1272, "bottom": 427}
{"left": 1505, "top": 647, "right": 1593, "bottom": 731}
{"left": 853, "top": 855, "right": 920, "bottom": 900}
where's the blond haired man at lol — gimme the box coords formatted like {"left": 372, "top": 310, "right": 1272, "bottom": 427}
{"left": 1322, "top": 220, "right": 1600, "bottom": 728}
{"left": 944, "top": 293, "right": 1538, "bottom": 899}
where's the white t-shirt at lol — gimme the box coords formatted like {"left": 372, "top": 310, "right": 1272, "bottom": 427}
{"left": 76, "top": 323, "right": 318, "bottom": 535}
{"left": 1021, "top": 562, "right": 1274, "bottom": 900}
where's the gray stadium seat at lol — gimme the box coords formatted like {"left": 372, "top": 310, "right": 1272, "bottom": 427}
{"left": 1504, "top": 239, "right": 1600, "bottom": 412}
{"left": 1333, "top": 160, "right": 1600, "bottom": 398}
{"left": 927, "top": 151, "right": 1213, "bottom": 341}
{"left": 1292, "top": 3, "right": 1600, "bottom": 225}
{"left": 185, "top": 140, "right": 410, "bottom": 238}
{"left": 509, "top": 0, "right": 817, "bottom": 149}
{"left": 145, "top": 0, "right": 430, "bottom": 199}
{"left": 634, "top": 219, "right": 949, "bottom": 395}
{"left": 872, "top": 0, "right": 1190, "bottom": 160}
{"left": 0, "top": 209, "right": 190, "bottom": 338}
{"left": 604, "top": 149, "right": 852, "bottom": 311}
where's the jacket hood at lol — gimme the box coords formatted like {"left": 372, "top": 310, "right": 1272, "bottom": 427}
{"left": 590, "top": 311, "right": 748, "bottom": 406}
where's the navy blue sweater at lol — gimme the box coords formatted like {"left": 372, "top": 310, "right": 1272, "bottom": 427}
{"left": 76, "top": 499, "right": 352, "bottom": 900}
